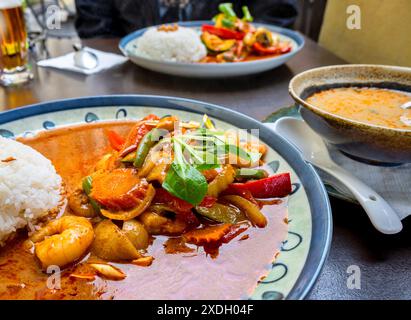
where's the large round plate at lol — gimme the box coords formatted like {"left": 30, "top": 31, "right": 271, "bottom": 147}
{"left": 0, "top": 95, "right": 331, "bottom": 299}
{"left": 119, "top": 21, "right": 305, "bottom": 78}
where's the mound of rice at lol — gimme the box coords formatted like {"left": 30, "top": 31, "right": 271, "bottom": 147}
{"left": 134, "top": 26, "right": 207, "bottom": 63}
{"left": 0, "top": 137, "right": 62, "bottom": 246}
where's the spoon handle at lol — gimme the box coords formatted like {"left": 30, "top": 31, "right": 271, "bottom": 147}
{"left": 73, "top": 43, "right": 83, "bottom": 52}
{"left": 319, "top": 164, "right": 403, "bottom": 234}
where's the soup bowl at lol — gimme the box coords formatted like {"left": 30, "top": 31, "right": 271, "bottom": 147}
{"left": 289, "top": 64, "right": 411, "bottom": 165}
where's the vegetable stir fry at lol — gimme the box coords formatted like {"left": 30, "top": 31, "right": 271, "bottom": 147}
{"left": 200, "top": 3, "right": 292, "bottom": 63}
{"left": 32, "top": 114, "right": 291, "bottom": 279}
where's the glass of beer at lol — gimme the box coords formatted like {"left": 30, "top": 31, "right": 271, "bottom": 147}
{"left": 0, "top": 0, "right": 33, "bottom": 86}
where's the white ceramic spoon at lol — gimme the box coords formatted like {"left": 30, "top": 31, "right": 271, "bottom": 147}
{"left": 273, "top": 117, "right": 403, "bottom": 234}
{"left": 73, "top": 43, "right": 99, "bottom": 70}
{"left": 400, "top": 101, "right": 411, "bottom": 126}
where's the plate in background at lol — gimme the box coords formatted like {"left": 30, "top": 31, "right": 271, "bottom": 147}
{"left": 119, "top": 21, "right": 304, "bottom": 78}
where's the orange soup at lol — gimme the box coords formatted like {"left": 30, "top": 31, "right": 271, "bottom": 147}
{"left": 306, "top": 87, "right": 411, "bottom": 130}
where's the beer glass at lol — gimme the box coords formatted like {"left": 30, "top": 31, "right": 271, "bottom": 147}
{"left": 0, "top": 0, "right": 33, "bottom": 86}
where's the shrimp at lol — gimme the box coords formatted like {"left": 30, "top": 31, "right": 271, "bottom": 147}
{"left": 30, "top": 216, "right": 94, "bottom": 269}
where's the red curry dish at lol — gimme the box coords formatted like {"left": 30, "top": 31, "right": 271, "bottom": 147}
{"left": 0, "top": 114, "right": 292, "bottom": 299}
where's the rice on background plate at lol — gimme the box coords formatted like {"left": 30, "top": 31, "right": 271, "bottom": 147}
{"left": 133, "top": 26, "right": 207, "bottom": 63}
{"left": 0, "top": 137, "right": 62, "bottom": 246}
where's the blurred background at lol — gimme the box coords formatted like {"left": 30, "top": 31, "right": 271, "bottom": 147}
{"left": 23, "top": 0, "right": 411, "bottom": 67}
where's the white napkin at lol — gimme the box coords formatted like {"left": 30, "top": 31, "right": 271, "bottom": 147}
{"left": 36, "top": 47, "right": 128, "bottom": 75}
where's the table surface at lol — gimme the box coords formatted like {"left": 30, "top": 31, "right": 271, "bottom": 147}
{"left": 1, "top": 36, "right": 410, "bottom": 300}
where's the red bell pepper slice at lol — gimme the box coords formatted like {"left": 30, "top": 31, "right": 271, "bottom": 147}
{"left": 279, "top": 45, "right": 292, "bottom": 54}
{"left": 154, "top": 189, "right": 217, "bottom": 214}
{"left": 198, "top": 195, "right": 217, "bottom": 208}
{"left": 154, "top": 188, "right": 194, "bottom": 213}
{"left": 106, "top": 130, "right": 125, "bottom": 151}
{"left": 224, "top": 173, "right": 292, "bottom": 198}
{"left": 202, "top": 24, "right": 245, "bottom": 40}
{"left": 153, "top": 189, "right": 213, "bottom": 228}
{"left": 252, "top": 42, "right": 292, "bottom": 55}
{"left": 119, "top": 114, "right": 159, "bottom": 155}
{"left": 154, "top": 189, "right": 201, "bottom": 227}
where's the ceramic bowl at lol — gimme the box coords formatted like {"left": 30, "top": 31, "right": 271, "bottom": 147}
{"left": 0, "top": 95, "right": 331, "bottom": 299}
{"left": 289, "top": 64, "right": 411, "bottom": 165}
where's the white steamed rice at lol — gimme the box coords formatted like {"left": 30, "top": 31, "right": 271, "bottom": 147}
{"left": 0, "top": 137, "right": 62, "bottom": 246}
{"left": 134, "top": 26, "right": 207, "bottom": 63}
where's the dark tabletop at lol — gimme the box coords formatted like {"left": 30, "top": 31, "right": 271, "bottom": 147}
{"left": 1, "top": 36, "right": 410, "bottom": 300}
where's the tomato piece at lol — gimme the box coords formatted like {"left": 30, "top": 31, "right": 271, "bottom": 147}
{"left": 120, "top": 114, "right": 160, "bottom": 155}
{"left": 154, "top": 188, "right": 194, "bottom": 213}
{"left": 279, "top": 44, "right": 292, "bottom": 54}
{"left": 252, "top": 42, "right": 292, "bottom": 55}
{"left": 178, "top": 210, "right": 200, "bottom": 228}
{"left": 154, "top": 189, "right": 215, "bottom": 217}
{"left": 252, "top": 42, "right": 279, "bottom": 54}
{"left": 201, "top": 24, "right": 245, "bottom": 40}
{"left": 223, "top": 173, "right": 292, "bottom": 199}
{"left": 221, "top": 224, "right": 249, "bottom": 244}
{"left": 153, "top": 189, "right": 200, "bottom": 227}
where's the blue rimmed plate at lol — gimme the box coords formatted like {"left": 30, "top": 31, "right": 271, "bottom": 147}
{"left": 119, "top": 21, "right": 304, "bottom": 78}
{"left": 0, "top": 95, "right": 331, "bottom": 299}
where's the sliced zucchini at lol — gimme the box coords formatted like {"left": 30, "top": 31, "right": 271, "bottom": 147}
{"left": 201, "top": 31, "right": 236, "bottom": 53}
{"left": 121, "top": 151, "right": 136, "bottom": 163}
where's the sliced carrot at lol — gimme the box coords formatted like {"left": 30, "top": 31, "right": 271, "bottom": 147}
{"left": 91, "top": 169, "right": 149, "bottom": 211}
{"left": 100, "top": 185, "right": 155, "bottom": 220}
{"left": 183, "top": 223, "right": 232, "bottom": 246}
{"left": 221, "top": 224, "right": 249, "bottom": 244}
{"left": 153, "top": 188, "right": 193, "bottom": 213}
{"left": 202, "top": 169, "right": 219, "bottom": 182}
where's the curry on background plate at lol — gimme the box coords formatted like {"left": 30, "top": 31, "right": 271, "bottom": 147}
{"left": 198, "top": 3, "right": 292, "bottom": 63}
{"left": 0, "top": 113, "right": 293, "bottom": 299}
{"left": 132, "top": 3, "right": 293, "bottom": 64}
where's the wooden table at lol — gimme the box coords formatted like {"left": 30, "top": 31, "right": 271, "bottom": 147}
{"left": 1, "top": 36, "right": 410, "bottom": 300}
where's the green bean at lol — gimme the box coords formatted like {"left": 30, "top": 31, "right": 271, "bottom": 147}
{"left": 222, "top": 17, "right": 235, "bottom": 28}
{"left": 134, "top": 128, "right": 167, "bottom": 168}
{"left": 82, "top": 176, "right": 93, "bottom": 195}
{"left": 82, "top": 176, "right": 101, "bottom": 213}
{"left": 219, "top": 3, "right": 236, "bottom": 18}
{"left": 242, "top": 6, "right": 253, "bottom": 22}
